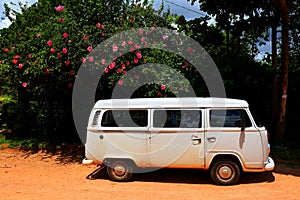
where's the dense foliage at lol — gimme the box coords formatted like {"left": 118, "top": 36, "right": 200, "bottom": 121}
{"left": 0, "top": 0, "right": 299, "bottom": 143}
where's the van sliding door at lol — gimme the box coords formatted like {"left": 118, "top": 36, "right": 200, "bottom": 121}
{"left": 149, "top": 109, "right": 205, "bottom": 168}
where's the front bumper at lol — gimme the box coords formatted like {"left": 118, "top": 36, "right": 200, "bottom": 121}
{"left": 264, "top": 157, "right": 275, "bottom": 171}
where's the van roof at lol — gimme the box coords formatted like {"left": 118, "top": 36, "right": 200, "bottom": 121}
{"left": 94, "top": 97, "right": 249, "bottom": 109}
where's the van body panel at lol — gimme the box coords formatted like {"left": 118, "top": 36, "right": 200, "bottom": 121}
{"left": 149, "top": 130, "right": 205, "bottom": 168}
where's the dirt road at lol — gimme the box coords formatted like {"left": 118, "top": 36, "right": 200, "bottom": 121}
{"left": 1, "top": 148, "right": 300, "bottom": 200}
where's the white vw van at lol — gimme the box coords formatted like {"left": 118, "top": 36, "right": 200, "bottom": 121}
{"left": 83, "top": 97, "right": 274, "bottom": 185}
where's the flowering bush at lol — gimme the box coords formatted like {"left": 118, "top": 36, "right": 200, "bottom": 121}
{"left": 0, "top": 0, "right": 192, "bottom": 135}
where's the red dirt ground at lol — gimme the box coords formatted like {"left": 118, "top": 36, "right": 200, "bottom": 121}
{"left": 1, "top": 148, "right": 300, "bottom": 200}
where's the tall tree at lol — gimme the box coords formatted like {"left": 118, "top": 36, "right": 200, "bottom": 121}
{"left": 272, "top": 0, "right": 290, "bottom": 142}
{"left": 188, "top": 0, "right": 296, "bottom": 143}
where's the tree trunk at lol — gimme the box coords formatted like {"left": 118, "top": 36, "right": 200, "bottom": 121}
{"left": 275, "top": 0, "right": 289, "bottom": 143}
{"left": 271, "top": 9, "right": 280, "bottom": 142}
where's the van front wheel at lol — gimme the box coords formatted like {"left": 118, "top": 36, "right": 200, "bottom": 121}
{"left": 106, "top": 160, "right": 133, "bottom": 182}
{"left": 210, "top": 159, "right": 240, "bottom": 185}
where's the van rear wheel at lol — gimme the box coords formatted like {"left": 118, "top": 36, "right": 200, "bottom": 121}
{"left": 106, "top": 160, "right": 133, "bottom": 182}
{"left": 210, "top": 159, "right": 240, "bottom": 185}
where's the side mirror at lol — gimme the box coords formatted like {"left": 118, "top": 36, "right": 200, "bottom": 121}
{"left": 235, "top": 119, "right": 245, "bottom": 131}
{"left": 241, "top": 124, "right": 245, "bottom": 132}
{"left": 240, "top": 111, "right": 246, "bottom": 131}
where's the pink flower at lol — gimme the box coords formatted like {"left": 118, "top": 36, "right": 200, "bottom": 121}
{"left": 101, "top": 59, "right": 106, "bottom": 65}
{"left": 45, "top": 68, "right": 50, "bottom": 74}
{"left": 83, "top": 35, "right": 88, "bottom": 41}
{"left": 116, "top": 68, "right": 123, "bottom": 73}
{"left": 184, "top": 61, "right": 189, "bottom": 67}
{"left": 62, "top": 32, "right": 69, "bottom": 38}
{"left": 55, "top": 5, "right": 64, "bottom": 12}
{"left": 96, "top": 23, "right": 101, "bottom": 27}
{"left": 109, "top": 62, "right": 116, "bottom": 69}
{"left": 126, "top": 61, "right": 130, "bottom": 66}
{"left": 27, "top": 54, "right": 32, "bottom": 59}
{"left": 151, "top": 25, "right": 156, "bottom": 30}
{"left": 3, "top": 48, "right": 9, "bottom": 52}
{"left": 161, "top": 84, "right": 166, "bottom": 90}
{"left": 50, "top": 48, "right": 55, "bottom": 53}
{"left": 68, "top": 83, "right": 73, "bottom": 88}
{"left": 18, "top": 63, "right": 23, "bottom": 69}
{"left": 68, "top": 71, "right": 74, "bottom": 76}
{"left": 136, "top": 52, "right": 142, "bottom": 59}
{"left": 36, "top": 33, "right": 41, "bottom": 38}
{"left": 101, "top": 24, "right": 105, "bottom": 29}
{"left": 57, "top": 53, "right": 61, "bottom": 58}
{"left": 88, "top": 56, "right": 94, "bottom": 62}
{"left": 12, "top": 59, "right": 18, "bottom": 64}
{"left": 112, "top": 44, "right": 118, "bottom": 52}
{"left": 62, "top": 48, "right": 68, "bottom": 54}
{"left": 87, "top": 46, "right": 93, "bottom": 52}
{"left": 162, "top": 35, "right": 168, "bottom": 40}
{"left": 104, "top": 68, "right": 109, "bottom": 73}
{"left": 47, "top": 40, "right": 53, "bottom": 46}
{"left": 138, "top": 29, "right": 143, "bottom": 34}
{"left": 121, "top": 41, "right": 126, "bottom": 46}
{"left": 128, "top": 40, "right": 133, "bottom": 45}
{"left": 14, "top": 55, "right": 20, "bottom": 59}
{"left": 118, "top": 80, "right": 124, "bottom": 86}
{"left": 141, "top": 37, "right": 145, "bottom": 42}
{"left": 134, "top": 58, "right": 139, "bottom": 64}
{"left": 157, "top": 92, "right": 162, "bottom": 97}
{"left": 135, "top": 44, "right": 141, "bottom": 49}
{"left": 65, "top": 60, "right": 70, "bottom": 66}
{"left": 0, "top": 61, "right": 2, "bottom": 65}
{"left": 58, "top": 18, "right": 64, "bottom": 23}
{"left": 101, "top": 32, "right": 105, "bottom": 37}
{"left": 121, "top": 64, "right": 126, "bottom": 69}
{"left": 187, "top": 47, "right": 193, "bottom": 53}
{"left": 82, "top": 57, "right": 87, "bottom": 63}
{"left": 130, "top": 47, "right": 135, "bottom": 52}
{"left": 22, "top": 82, "right": 28, "bottom": 88}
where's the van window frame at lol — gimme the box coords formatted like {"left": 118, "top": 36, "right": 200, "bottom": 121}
{"left": 208, "top": 108, "right": 253, "bottom": 128}
{"left": 100, "top": 109, "right": 150, "bottom": 130}
{"left": 151, "top": 109, "right": 203, "bottom": 129}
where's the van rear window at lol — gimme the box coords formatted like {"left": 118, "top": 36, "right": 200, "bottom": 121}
{"left": 101, "top": 110, "right": 148, "bottom": 127}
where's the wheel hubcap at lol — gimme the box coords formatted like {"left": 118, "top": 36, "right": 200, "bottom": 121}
{"left": 114, "top": 164, "right": 126, "bottom": 176}
{"left": 218, "top": 166, "right": 233, "bottom": 179}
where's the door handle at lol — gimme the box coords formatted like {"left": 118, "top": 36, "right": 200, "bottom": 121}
{"left": 191, "top": 136, "right": 201, "bottom": 145}
{"left": 207, "top": 137, "right": 216, "bottom": 142}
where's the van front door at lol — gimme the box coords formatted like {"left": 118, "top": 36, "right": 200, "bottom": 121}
{"left": 206, "top": 109, "right": 264, "bottom": 169}
{"left": 149, "top": 109, "right": 205, "bottom": 168}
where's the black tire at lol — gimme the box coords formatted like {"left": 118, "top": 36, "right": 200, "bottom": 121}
{"left": 106, "top": 160, "right": 133, "bottom": 182}
{"left": 210, "top": 159, "right": 240, "bottom": 185}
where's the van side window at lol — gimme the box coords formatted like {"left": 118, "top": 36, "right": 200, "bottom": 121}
{"left": 153, "top": 110, "right": 201, "bottom": 128}
{"left": 101, "top": 110, "right": 148, "bottom": 127}
{"left": 209, "top": 109, "right": 252, "bottom": 128}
